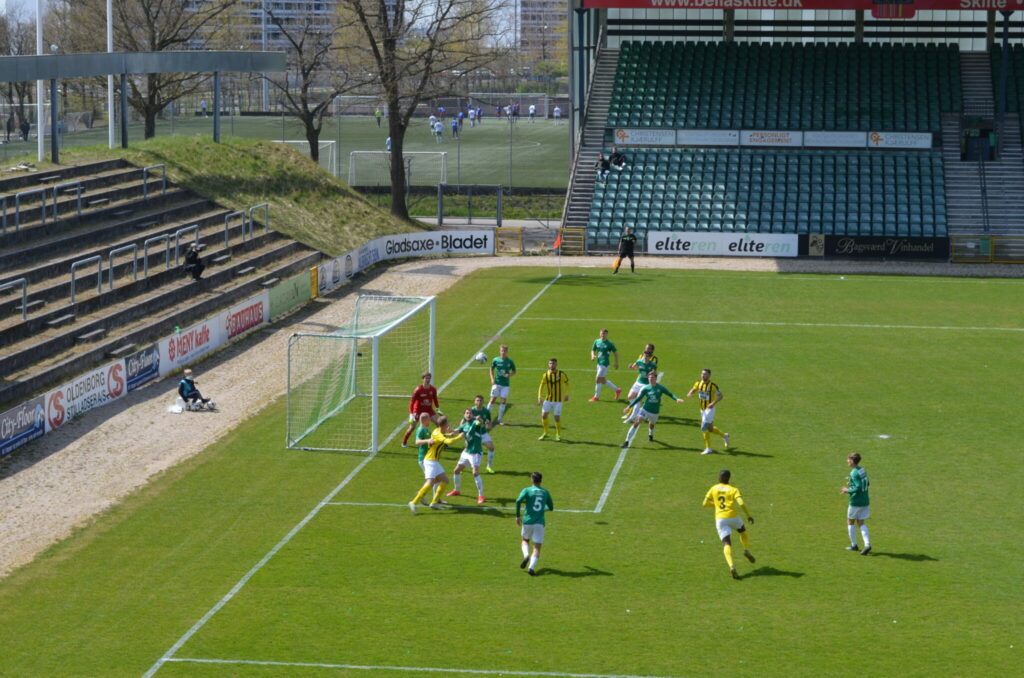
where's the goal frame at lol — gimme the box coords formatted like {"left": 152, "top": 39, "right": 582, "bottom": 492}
{"left": 347, "top": 151, "right": 448, "bottom": 187}
{"left": 286, "top": 295, "right": 436, "bottom": 453}
{"left": 272, "top": 139, "right": 338, "bottom": 178}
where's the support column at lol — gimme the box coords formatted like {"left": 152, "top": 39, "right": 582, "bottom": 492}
{"left": 213, "top": 71, "right": 222, "bottom": 143}
{"left": 997, "top": 11, "right": 1013, "bottom": 157}
{"left": 724, "top": 10, "right": 735, "bottom": 42}
{"left": 120, "top": 73, "right": 129, "bottom": 148}
{"left": 50, "top": 79, "right": 59, "bottom": 163}
{"left": 987, "top": 11, "right": 997, "bottom": 51}
{"left": 854, "top": 10, "right": 865, "bottom": 44}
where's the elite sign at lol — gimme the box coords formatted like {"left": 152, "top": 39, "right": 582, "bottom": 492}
{"left": 647, "top": 232, "right": 799, "bottom": 257}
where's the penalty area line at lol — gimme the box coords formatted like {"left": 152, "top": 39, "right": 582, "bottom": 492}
{"left": 326, "top": 500, "right": 594, "bottom": 514}
{"left": 166, "top": 657, "right": 686, "bottom": 678}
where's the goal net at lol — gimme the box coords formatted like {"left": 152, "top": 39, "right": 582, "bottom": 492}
{"left": 348, "top": 151, "right": 448, "bottom": 187}
{"left": 273, "top": 139, "right": 338, "bottom": 178}
{"left": 469, "top": 93, "right": 549, "bottom": 118}
{"left": 286, "top": 295, "right": 436, "bottom": 453}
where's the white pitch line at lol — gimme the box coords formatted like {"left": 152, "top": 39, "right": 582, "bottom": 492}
{"left": 520, "top": 317, "right": 1024, "bottom": 333}
{"left": 326, "top": 500, "right": 594, "bottom": 514}
{"left": 437, "top": 274, "right": 561, "bottom": 393}
{"left": 166, "top": 657, "right": 685, "bottom": 678}
{"left": 144, "top": 273, "right": 564, "bottom": 677}
{"left": 594, "top": 447, "right": 630, "bottom": 514}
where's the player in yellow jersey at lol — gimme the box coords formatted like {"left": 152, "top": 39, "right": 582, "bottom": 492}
{"left": 408, "top": 415, "right": 464, "bottom": 513}
{"left": 537, "top": 358, "right": 569, "bottom": 441}
{"left": 702, "top": 469, "right": 755, "bottom": 579}
{"left": 686, "top": 368, "right": 730, "bottom": 455}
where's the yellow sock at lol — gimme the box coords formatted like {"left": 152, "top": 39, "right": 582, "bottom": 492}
{"left": 542, "top": 418, "right": 549, "bottom": 434}
{"left": 555, "top": 419, "right": 562, "bottom": 435}
{"left": 723, "top": 544, "right": 734, "bottom": 568}
{"left": 712, "top": 426, "right": 725, "bottom": 438}
{"left": 431, "top": 482, "right": 447, "bottom": 504}
{"left": 739, "top": 530, "right": 750, "bottom": 550}
{"left": 412, "top": 483, "right": 432, "bottom": 505}
{"left": 702, "top": 431, "right": 712, "bottom": 449}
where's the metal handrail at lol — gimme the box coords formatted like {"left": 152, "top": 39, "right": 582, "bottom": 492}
{"left": 107, "top": 243, "right": 138, "bottom": 291}
{"left": 0, "top": 278, "right": 28, "bottom": 320}
{"left": 143, "top": 234, "right": 171, "bottom": 278}
{"left": 52, "top": 181, "right": 83, "bottom": 222}
{"left": 978, "top": 157, "right": 991, "bottom": 233}
{"left": 224, "top": 210, "right": 246, "bottom": 247}
{"left": 173, "top": 225, "right": 200, "bottom": 266}
{"left": 142, "top": 164, "right": 167, "bottom": 200}
{"left": 70, "top": 255, "right": 102, "bottom": 304}
{"left": 248, "top": 202, "right": 270, "bottom": 235}
{"left": 14, "top": 186, "right": 51, "bottom": 231}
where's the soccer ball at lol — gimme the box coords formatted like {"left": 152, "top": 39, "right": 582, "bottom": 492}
{"left": 205, "top": 400, "right": 217, "bottom": 411}
{"left": 473, "top": 351, "right": 488, "bottom": 364}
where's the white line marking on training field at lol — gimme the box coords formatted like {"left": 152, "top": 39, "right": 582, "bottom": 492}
{"left": 166, "top": 657, "right": 685, "bottom": 678}
{"left": 325, "top": 500, "right": 594, "bottom": 514}
{"left": 520, "top": 317, "right": 1024, "bottom": 333}
{"left": 144, "top": 274, "right": 563, "bottom": 677}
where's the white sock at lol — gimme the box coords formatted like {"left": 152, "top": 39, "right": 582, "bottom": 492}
{"left": 487, "top": 449, "right": 495, "bottom": 467}
{"left": 521, "top": 542, "right": 530, "bottom": 558}
{"left": 606, "top": 379, "right": 619, "bottom": 391}
{"left": 453, "top": 474, "right": 461, "bottom": 492}
{"left": 498, "top": 403, "right": 506, "bottom": 420}
{"left": 860, "top": 524, "right": 871, "bottom": 547}
{"left": 528, "top": 555, "right": 539, "bottom": 570}
{"left": 474, "top": 474, "right": 484, "bottom": 494}
{"left": 848, "top": 524, "right": 858, "bottom": 546}
{"left": 649, "top": 425, "right": 655, "bottom": 437}
{"left": 594, "top": 383, "right": 602, "bottom": 398}
{"left": 625, "top": 425, "right": 639, "bottom": 444}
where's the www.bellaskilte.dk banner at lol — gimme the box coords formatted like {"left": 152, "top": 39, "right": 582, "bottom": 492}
{"left": 580, "top": 0, "right": 1006, "bottom": 8}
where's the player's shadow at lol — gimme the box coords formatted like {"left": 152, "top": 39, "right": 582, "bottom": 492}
{"left": 869, "top": 552, "right": 939, "bottom": 562}
{"left": 656, "top": 415, "right": 701, "bottom": 427}
{"left": 540, "top": 565, "right": 614, "bottom": 578}
{"left": 645, "top": 441, "right": 705, "bottom": 453}
{"left": 440, "top": 505, "right": 511, "bottom": 519}
{"left": 560, "top": 439, "right": 634, "bottom": 449}
{"left": 721, "top": 447, "right": 774, "bottom": 459}
{"left": 743, "top": 566, "right": 805, "bottom": 579}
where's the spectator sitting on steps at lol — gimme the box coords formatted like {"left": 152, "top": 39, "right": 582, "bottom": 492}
{"left": 178, "top": 369, "right": 212, "bottom": 409}
{"left": 184, "top": 242, "right": 205, "bottom": 281}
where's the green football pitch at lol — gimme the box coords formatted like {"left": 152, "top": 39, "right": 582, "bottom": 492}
{"left": 1, "top": 115, "right": 570, "bottom": 189}
{"left": 1, "top": 266, "right": 1021, "bottom": 677}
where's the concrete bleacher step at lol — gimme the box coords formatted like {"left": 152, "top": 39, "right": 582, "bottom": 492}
{"left": 87, "top": 198, "right": 110, "bottom": 208}
{"left": 17, "top": 299, "right": 45, "bottom": 314}
{"left": 46, "top": 313, "right": 75, "bottom": 329}
{"left": 259, "top": 277, "right": 279, "bottom": 288}
{"left": 105, "top": 344, "right": 136, "bottom": 359}
{"left": 75, "top": 327, "right": 107, "bottom": 344}
{"left": 37, "top": 175, "right": 61, "bottom": 183}
{"left": 134, "top": 221, "right": 158, "bottom": 231}
{"left": 235, "top": 266, "right": 256, "bottom": 276}
{"left": 211, "top": 254, "right": 231, "bottom": 265}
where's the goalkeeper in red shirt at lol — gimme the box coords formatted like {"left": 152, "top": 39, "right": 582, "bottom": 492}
{"left": 402, "top": 372, "right": 440, "bottom": 447}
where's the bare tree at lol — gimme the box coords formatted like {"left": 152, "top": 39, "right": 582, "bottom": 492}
{"left": 266, "top": 6, "right": 354, "bottom": 164}
{"left": 50, "top": 0, "right": 240, "bottom": 138}
{"left": 337, "top": 0, "right": 510, "bottom": 221}
{"left": 0, "top": 9, "right": 36, "bottom": 128}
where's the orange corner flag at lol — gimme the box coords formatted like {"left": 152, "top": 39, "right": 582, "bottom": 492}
{"left": 553, "top": 231, "right": 563, "bottom": 249}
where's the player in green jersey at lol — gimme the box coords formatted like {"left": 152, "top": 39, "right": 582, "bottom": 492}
{"left": 624, "top": 343, "right": 658, "bottom": 420}
{"left": 589, "top": 328, "right": 622, "bottom": 402}
{"left": 448, "top": 409, "right": 488, "bottom": 503}
{"left": 841, "top": 453, "right": 872, "bottom": 555}
{"left": 470, "top": 394, "right": 498, "bottom": 473}
{"left": 621, "top": 372, "right": 684, "bottom": 448}
{"left": 488, "top": 344, "right": 517, "bottom": 425}
{"left": 515, "top": 471, "right": 554, "bottom": 576}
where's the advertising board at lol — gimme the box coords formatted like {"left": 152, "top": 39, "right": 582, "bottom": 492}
{"left": 648, "top": 232, "right": 800, "bottom": 257}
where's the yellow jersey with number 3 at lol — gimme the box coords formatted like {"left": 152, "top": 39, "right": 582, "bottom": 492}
{"left": 704, "top": 483, "right": 747, "bottom": 519}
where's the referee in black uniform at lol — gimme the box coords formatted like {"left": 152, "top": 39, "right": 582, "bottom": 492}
{"left": 613, "top": 226, "right": 638, "bottom": 275}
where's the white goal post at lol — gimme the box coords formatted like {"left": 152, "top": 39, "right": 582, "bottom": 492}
{"left": 348, "top": 151, "right": 448, "bottom": 187}
{"left": 273, "top": 139, "right": 339, "bottom": 178}
{"left": 469, "top": 92, "right": 549, "bottom": 118}
{"left": 286, "top": 295, "right": 436, "bottom": 453}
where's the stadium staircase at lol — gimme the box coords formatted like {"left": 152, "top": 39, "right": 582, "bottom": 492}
{"left": 942, "top": 52, "right": 1024, "bottom": 235}
{"left": 562, "top": 48, "right": 617, "bottom": 233}
{"left": 0, "top": 160, "right": 320, "bottom": 409}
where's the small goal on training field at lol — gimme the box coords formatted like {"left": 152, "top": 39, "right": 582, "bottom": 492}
{"left": 348, "top": 151, "right": 448, "bottom": 188}
{"left": 273, "top": 139, "right": 338, "bottom": 178}
{"left": 286, "top": 295, "right": 436, "bottom": 453}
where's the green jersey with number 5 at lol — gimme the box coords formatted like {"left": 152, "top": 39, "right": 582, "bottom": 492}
{"left": 515, "top": 486, "right": 554, "bottom": 525}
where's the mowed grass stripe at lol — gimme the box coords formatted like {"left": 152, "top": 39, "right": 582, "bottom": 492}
{"left": 520, "top": 316, "right": 1024, "bottom": 332}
